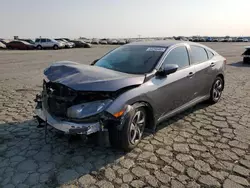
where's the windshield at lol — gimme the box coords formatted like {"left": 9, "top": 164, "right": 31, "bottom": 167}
{"left": 95, "top": 45, "right": 166, "bottom": 74}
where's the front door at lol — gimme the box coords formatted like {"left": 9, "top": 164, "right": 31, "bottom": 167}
{"left": 149, "top": 45, "right": 196, "bottom": 120}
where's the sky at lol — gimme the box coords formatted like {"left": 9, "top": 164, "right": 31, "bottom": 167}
{"left": 1, "top": 0, "right": 249, "bottom": 39}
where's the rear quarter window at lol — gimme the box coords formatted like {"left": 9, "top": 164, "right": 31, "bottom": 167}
{"left": 206, "top": 49, "right": 214, "bottom": 59}
{"left": 190, "top": 46, "right": 208, "bottom": 64}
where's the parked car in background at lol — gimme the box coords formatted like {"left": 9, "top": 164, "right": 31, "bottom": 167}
{"left": 206, "top": 37, "right": 213, "bottom": 42}
{"left": 192, "top": 37, "right": 200, "bottom": 42}
{"left": 236, "top": 37, "right": 244, "bottom": 42}
{"left": 0, "top": 41, "right": 6, "bottom": 49}
{"left": 199, "top": 38, "right": 206, "bottom": 42}
{"left": 242, "top": 46, "right": 250, "bottom": 63}
{"left": 212, "top": 38, "right": 219, "bottom": 42}
{"left": 6, "top": 40, "right": 35, "bottom": 50}
{"left": 91, "top": 38, "right": 99, "bottom": 44}
{"left": 223, "top": 36, "right": 233, "bottom": 42}
{"left": 99, "top": 39, "right": 108, "bottom": 45}
{"left": 70, "top": 40, "right": 92, "bottom": 48}
{"left": 35, "top": 41, "right": 226, "bottom": 151}
{"left": 110, "top": 39, "right": 118, "bottom": 44}
{"left": 35, "top": 38, "right": 64, "bottom": 50}
{"left": 55, "top": 38, "right": 75, "bottom": 48}
{"left": 118, "top": 39, "right": 126, "bottom": 45}
{"left": 19, "top": 39, "right": 35, "bottom": 45}
{"left": 243, "top": 38, "right": 249, "bottom": 42}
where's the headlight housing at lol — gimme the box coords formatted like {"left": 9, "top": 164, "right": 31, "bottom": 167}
{"left": 67, "top": 99, "right": 112, "bottom": 119}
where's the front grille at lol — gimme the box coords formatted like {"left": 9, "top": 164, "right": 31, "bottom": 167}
{"left": 44, "top": 81, "right": 77, "bottom": 118}
{"left": 43, "top": 80, "right": 111, "bottom": 119}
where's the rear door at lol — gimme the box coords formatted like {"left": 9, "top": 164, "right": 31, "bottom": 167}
{"left": 189, "top": 45, "right": 214, "bottom": 97}
{"left": 40, "top": 38, "right": 47, "bottom": 47}
{"left": 46, "top": 39, "right": 53, "bottom": 48}
{"left": 151, "top": 45, "right": 196, "bottom": 119}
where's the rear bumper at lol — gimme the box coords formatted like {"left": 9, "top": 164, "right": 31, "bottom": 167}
{"left": 35, "top": 107, "right": 101, "bottom": 135}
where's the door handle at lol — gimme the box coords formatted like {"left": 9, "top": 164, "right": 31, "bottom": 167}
{"left": 210, "top": 62, "right": 215, "bottom": 67}
{"left": 187, "top": 72, "right": 194, "bottom": 77}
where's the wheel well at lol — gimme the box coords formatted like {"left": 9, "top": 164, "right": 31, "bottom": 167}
{"left": 217, "top": 74, "right": 224, "bottom": 90}
{"left": 132, "top": 101, "right": 155, "bottom": 131}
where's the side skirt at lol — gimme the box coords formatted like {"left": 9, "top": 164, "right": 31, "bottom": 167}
{"left": 157, "top": 95, "right": 209, "bottom": 124}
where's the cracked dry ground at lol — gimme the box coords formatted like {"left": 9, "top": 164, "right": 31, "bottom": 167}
{"left": 0, "top": 45, "right": 250, "bottom": 188}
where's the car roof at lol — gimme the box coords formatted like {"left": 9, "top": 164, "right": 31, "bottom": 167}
{"left": 127, "top": 40, "right": 204, "bottom": 48}
{"left": 126, "top": 40, "right": 218, "bottom": 55}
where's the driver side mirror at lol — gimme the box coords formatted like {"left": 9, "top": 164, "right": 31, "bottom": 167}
{"left": 156, "top": 64, "right": 179, "bottom": 77}
{"left": 90, "top": 59, "right": 99, "bottom": 65}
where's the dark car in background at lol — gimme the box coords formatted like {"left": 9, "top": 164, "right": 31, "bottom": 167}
{"left": 71, "top": 40, "right": 92, "bottom": 48}
{"left": 6, "top": 40, "right": 35, "bottom": 50}
{"left": 35, "top": 41, "right": 226, "bottom": 151}
{"left": 19, "top": 39, "right": 35, "bottom": 45}
{"left": 242, "top": 46, "right": 250, "bottom": 63}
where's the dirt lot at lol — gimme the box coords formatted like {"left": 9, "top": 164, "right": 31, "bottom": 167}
{"left": 0, "top": 43, "right": 250, "bottom": 188}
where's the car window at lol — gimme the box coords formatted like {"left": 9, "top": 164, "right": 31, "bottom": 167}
{"left": 41, "top": 39, "right": 46, "bottom": 43}
{"left": 95, "top": 45, "right": 166, "bottom": 74}
{"left": 162, "top": 46, "right": 190, "bottom": 69}
{"left": 35, "top": 39, "right": 40, "bottom": 43}
{"left": 206, "top": 49, "right": 214, "bottom": 59}
{"left": 47, "top": 39, "right": 51, "bottom": 42}
{"left": 190, "top": 46, "right": 208, "bottom": 64}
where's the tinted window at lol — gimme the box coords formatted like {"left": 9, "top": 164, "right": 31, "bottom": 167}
{"left": 206, "top": 50, "right": 214, "bottom": 59}
{"left": 47, "top": 39, "right": 51, "bottom": 42}
{"left": 35, "top": 39, "right": 40, "bottom": 42}
{"left": 163, "top": 46, "right": 189, "bottom": 69}
{"left": 41, "top": 39, "right": 46, "bottom": 43}
{"left": 190, "top": 46, "right": 208, "bottom": 64}
{"left": 95, "top": 45, "right": 166, "bottom": 74}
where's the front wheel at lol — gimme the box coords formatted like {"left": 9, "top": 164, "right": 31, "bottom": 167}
{"left": 37, "top": 45, "right": 42, "bottom": 50}
{"left": 208, "top": 77, "right": 224, "bottom": 104}
{"left": 109, "top": 106, "right": 146, "bottom": 151}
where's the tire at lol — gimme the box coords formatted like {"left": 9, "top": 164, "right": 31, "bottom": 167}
{"left": 243, "top": 57, "right": 250, "bottom": 64}
{"left": 208, "top": 77, "right": 224, "bottom": 104}
{"left": 53, "top": 45, "right": 59, "bottom": 50}
{"left": 37, "top": 45, "right": 42, "bottom": 50}
{"left": 108, "top": 106, "right": 147, "bottom": 151}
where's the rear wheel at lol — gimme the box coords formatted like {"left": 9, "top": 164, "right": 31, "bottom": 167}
{"left": 208, "top": 77, "right": 224, "bottom": 104}
{"left": 53, "top": 45, "right": 59, "bottom": 50}
{"left": 243, "top": 57, "right": 250, "bottom": 64}
{"left": 109, "top": 106, "right": 146, "bottom": 151}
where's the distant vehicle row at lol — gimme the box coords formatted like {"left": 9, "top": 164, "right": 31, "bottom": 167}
{"left": 174, "top": 36, "right": 249, "bottom": 42}
{"left": 0, "top": 38, "right": 92, "bottom": 50}
{"left": 90, "top": 38, "right": 128, "bottom": 45}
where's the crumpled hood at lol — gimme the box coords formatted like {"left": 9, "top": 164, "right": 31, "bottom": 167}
{"left": 44, "top": 61, "right": 145, "bottom": 91}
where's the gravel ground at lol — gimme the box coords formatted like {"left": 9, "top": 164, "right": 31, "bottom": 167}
{"left": 0, "top": 43, "right": 250, "bottom": 188}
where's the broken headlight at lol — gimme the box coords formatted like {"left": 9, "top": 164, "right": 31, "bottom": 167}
{"left": 66, "top": 99, "right": 113, "bottom": 119}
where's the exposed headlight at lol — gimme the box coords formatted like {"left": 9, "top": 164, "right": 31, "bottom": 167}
{"left": 67, "top": 99, "right": 112, "bottom": 119}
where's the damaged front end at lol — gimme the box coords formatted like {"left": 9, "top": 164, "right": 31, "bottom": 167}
{"left": 34, "top": 80, "right": 131, "bottom": 135}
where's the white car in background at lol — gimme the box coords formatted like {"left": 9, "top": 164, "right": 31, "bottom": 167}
{"left": 55, "top": 38, "right": 74, "bottom": 48}
{"left": 0, "top": 41, "right": 6, "bottom": 49}
{"left": 35, "top": 38, "right": 64, "bottom": 50}
{"left": 118, "top": 39, "right": 126, "bottom": 45}
{"left": 243, "top": 38, "right": 249, "bottom": 42}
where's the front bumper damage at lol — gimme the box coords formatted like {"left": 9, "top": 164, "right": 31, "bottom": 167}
{"left": 35, "top": 107, "right": 101, "bottom": 135}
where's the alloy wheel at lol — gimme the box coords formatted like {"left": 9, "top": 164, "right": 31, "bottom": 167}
{"left": 213, "top": 79, "right": 223, "bottom": 101}
{"left": 129, "top": 110, "right": 145, "bottom": 145}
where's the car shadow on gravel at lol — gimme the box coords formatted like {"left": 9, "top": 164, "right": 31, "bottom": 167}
{"left": 0, "top": 120, "right": 124, "bottom": 187}
{"left": 155, "top": 102, "right": 210, "bottom": 132}
{"left": 0, "top": 102, "right": 210, "bottom": 187}
{"left": 229, "top": 61, "right": 250, "bottom": 67}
